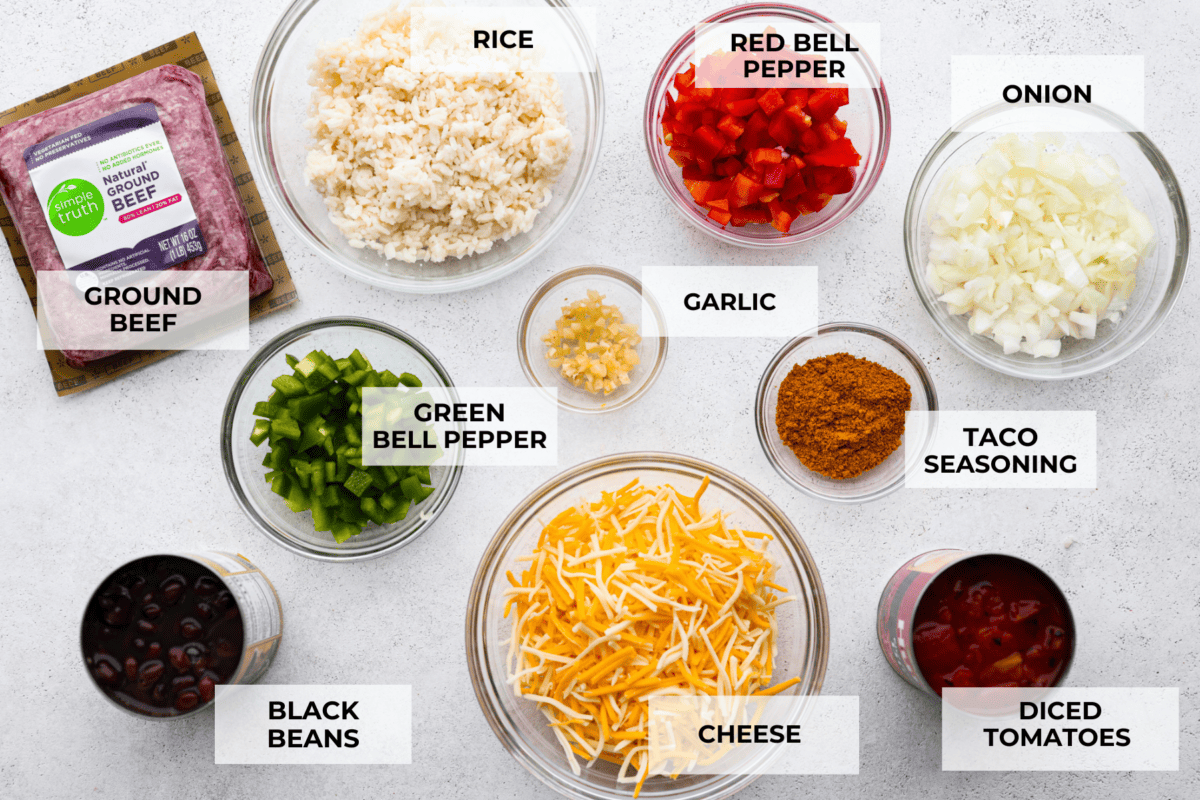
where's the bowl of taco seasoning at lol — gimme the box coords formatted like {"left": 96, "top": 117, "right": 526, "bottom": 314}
{"left": 755, "top": 322, "right": 938, "bottom": 503}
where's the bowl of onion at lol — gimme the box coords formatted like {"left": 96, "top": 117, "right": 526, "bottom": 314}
{"left": 904, "top": 102, "right": 1189, "bottom": 380}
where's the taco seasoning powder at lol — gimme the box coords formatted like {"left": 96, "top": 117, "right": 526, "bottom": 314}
{"left": 775, "top": 352, "right": 912, "bottom": 479}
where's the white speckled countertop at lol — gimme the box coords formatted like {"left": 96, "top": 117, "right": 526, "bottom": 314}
{"left": 1, "top": 1, "right": 1196, "bottom": 798}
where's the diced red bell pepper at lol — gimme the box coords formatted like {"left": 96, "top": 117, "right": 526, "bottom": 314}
{"left": 756, "top": 87, "right": 786, "bottom": 116}
{"left": 690, "top": 125, "right": 727, "bottom": 161}
{"left": 692, "top": 87, "right": 718, "bottom": 107}
{"left": 668, "top": 147, "right": 695, "bottom": 168}
{"left": 815, "top": 121, "right": 843, "bottom": 146}
{"left": 674, "top": 66, "right": 696, "bottom": 94}
{"left": 763, "top": 163, "right": 787, "bottom": 189}
{"left": 810, "top": 166, "right": 856, "bottom": 194}
{"left": 768, "top": 199, "right": 796, "bottom": 233}
{"left": 786, "top": 155, "right": 806, "bottom": 175}
{"left": 780, "top": 174, "right": 807, "bottom": 201}
{"left": 716, "top": 158, "right": 742, "bottom": 177}
{"left": 684, "top": 179, "right": 714, "bottom": 204}
{"left": 724, "top": 98, "right": 761, "bottom": 117}
{"left": 707, "top": 207, "right": 733, "bottom": 225}
{"left": 704, "top": 177, "right": 733, "bottom": 203}
{"left": 758, "top": 191, "right": 780, "bottom": 203}
{"left": 680, "top": 164, "right": 705, "bottom": 180}
{"left": 797, "top": 128, "right": 822, "bottom": 153}
{"left": 782, "top": 105, "right": 812, "bottom": 132}
{"left": 805, "top": 137, "right": 861, "bottom": 167}
{"left": 716, "top": 139, "right": 740, "bottom": 158}
{"left": 783, "top": 88, "right": 809, "bottom": 108}
{"left": 796, "top": 190, "right": 833, "bottom": 215}
{"left": 716, "top": 114, "right": 746, "bottom": 141}
{"left": 700, "top": 108, "right": 720, "bottom": 127}
{"left": 828, "top": 115, "right": 848, "bottom": 136}
{"left": 730, "top": 205, "right": 772, "bottom": 226}
{"left": 807, "top": 87, "right": 849, "bottom": 120}
{"left": 706, "top": 197, "right": 730, "bottom": 212}
{"left": 728, "top": 173, "right": 763, "bottom": 208}
{"left": 738, "top": 110, "right": 772, "bottom": 151}
{"left": 747, "top": 147, "right": 783, "bottom": 170}
{"left": 718, "top": 87, "right": 756, "bottom": 104}
{"left": 696, "top": 158, "right": 715, "bottom": 176}
{"left": 766, "top": 114, "right": 793, "bottom": 149}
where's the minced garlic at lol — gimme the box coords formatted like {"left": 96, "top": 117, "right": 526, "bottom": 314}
{"left": 543, "top": 290, "right": 641, "bottom": 395}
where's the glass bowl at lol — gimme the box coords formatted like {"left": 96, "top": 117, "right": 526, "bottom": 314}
{"left": 518, "top": 266, "right": 668, "bottom": 414}
{"left": 755, "top": 322, "right": 938, "bottom": 504}
{"left": 904, "top": 102, "right": 1190, "bottom": 380}
{"left": 250, "top": 0, "right": 604, "bottom": 293}
{"left": 220, "top": 317, "right": 464, "bottom": 561}
{"left": 466, "top": 452, "right": 829, "bottom": 799}
{"left": 643, "top": 2, "right": 890, "bottom": 247}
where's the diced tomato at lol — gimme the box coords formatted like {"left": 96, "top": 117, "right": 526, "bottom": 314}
{"left": 756, "top": 87, "right": 786, "bottom": 116}
{"left": 805, "top": 137, "right": 861, "bottom": 167}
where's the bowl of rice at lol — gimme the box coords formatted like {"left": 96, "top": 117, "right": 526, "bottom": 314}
{"left": 251, "top": 0, "right": 604, "bottom": 293}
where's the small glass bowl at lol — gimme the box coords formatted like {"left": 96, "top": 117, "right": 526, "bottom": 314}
{"left": 643, "top": 2, "right": 890, "bottom": 247}
{"left": 517, "top": 266, "right": 668, "bottom": 414}
{"left": 905, "top": 102, "right": 1190, "bottom": 380}
{"left": 466, "top": 452, "right": 829, "bottom": 800}
{"left": 755, "top": 322, "right": 938, "bottom": 504}
{"left": 220, "top": 317, "right": 464, "bottom": 561}
{"left": 250, "top": 0, "right": 604, "bottom": 293}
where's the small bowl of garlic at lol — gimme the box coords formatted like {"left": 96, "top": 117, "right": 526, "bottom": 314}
{"left": 904, "top": 102, "right": 1188, "bottom": 380}
{"left": 517, "top": 265, "right": 668, "bottom": 413}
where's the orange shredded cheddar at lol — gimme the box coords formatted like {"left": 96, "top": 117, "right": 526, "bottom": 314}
{"left": 503, "top": 478, "right": 798, "bottom": 795}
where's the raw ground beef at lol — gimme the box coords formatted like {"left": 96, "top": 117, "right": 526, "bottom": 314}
{"left": 0, "top": 64, "right": 272, "bottom": 368}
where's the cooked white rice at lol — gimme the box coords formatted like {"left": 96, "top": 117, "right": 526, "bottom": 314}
{"left": 303, "top": 3, "right": 573, "bottom": 263}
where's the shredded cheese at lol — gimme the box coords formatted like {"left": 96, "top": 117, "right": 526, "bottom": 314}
{"left": 504, "top": 477, "right": 797, "bottom": 796}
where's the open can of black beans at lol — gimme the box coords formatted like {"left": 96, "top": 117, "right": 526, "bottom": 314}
{"left": 877, "top": 549, "right": 1075, "bottom": 700}
{"left": 81, "top": 551, "right": 283, "bottom": 719}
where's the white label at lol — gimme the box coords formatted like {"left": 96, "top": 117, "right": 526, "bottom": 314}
{"left": 641, "top": 266, "right": 817, "bottom": 338}
{"left": 35, "top": 270, "right": 249, "bottom": 352}
{"left": 951, "top": 56, "right": 1145, "bottom": 131}
{"left": 409, "top": 7, "right": 598, "bottom": 73}
{"left": 26, "top": 103, "right": 205, "bottom": 270}
{"left": 905, "top": 410, "right": 1096, "bottom": 489}
{"left": 362, "top": 386, "right": 557, "bottom": 467}
{"left": 943, "top": 688, "right": 1179, "bottom": 771}
{"left": 648, "top": 696, "right": 859, "bottom": 775}
{"left": 694, "top": 21, "right": 880, "bottom": 88}
{"left": 215, "top": 685, "right": 412, "bottom": 765}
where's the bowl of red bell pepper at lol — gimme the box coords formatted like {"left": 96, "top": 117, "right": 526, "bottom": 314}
{"left": 644, "top": 3, "right": 889, "bottom": 246}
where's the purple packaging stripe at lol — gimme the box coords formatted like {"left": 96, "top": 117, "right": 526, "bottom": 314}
{"left": 67, "top": 219, "right": 206, "bottom": 271}
{"left": 23, "top": 103, "right": 160, "bottom": 171}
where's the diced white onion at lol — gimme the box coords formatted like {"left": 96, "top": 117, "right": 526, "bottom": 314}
{"left": 925, "top": 133, "right": 1154, "bottom": 358}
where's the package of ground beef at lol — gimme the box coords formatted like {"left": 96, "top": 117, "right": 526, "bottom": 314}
{"left": 0, "top": 64, "right": 273, "bottom": 368}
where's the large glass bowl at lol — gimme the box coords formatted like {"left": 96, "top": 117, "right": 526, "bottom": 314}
{"left": 643, "top": 2, "right": 890, "bottom": 247}
{"left": 755, "top": 323, "right": 938, "bottom": 504}
{"left": 466, "top": 452, "right": 829, "bottom": 800}
{"left": 250, "top": 0, "right": 604, "bottom": 293}
{"left": 904, "top": 102, "right": 1189, "bottom": 379}
{"left": 220, "top": 317, "right": 464, "bottom": 561}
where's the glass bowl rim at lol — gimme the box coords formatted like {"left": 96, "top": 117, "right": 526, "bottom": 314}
{"left": 517, "top": 265, "right": 670, "bottom": 415}
{"left": 219, "top": 315, "right": 465, "bottom": 561}
{"left": 249, "top": 0, "right": 607, "bottom": 294}
{"left": 465, "top": 450, "right": 830, "bottom": 800}
{"left": 754, "top": 321, "right": 939, "bottom": 504}
{"left": 641, "top": 1, "right": 891, "bottom": 248}
{"left": 902, "top": 100, "right": 1191, "bottom": 380}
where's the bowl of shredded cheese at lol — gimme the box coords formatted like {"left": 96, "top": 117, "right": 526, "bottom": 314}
{"left": 251, "top": 0, "right": 604, "bottom": 293}
{"left": 518, "top": 266, "right": 668, "bottom": 414}
{"left": 466, "top": 452, "right": 829, "bottom": 799}
{"left": 905, "top": 102, "right": 1189, "bottom": 379}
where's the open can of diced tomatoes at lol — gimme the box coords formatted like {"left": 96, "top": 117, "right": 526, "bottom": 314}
{"left": 81, "top": 550, "right": 283, "bottom": 719}
{"left": 876, "top": 549, "right": 1075, "bottom": 699}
